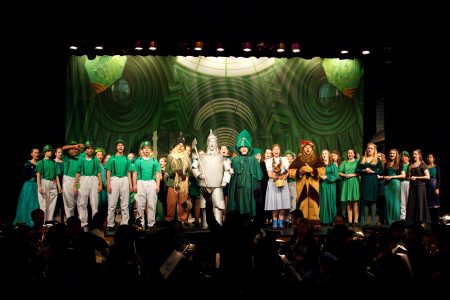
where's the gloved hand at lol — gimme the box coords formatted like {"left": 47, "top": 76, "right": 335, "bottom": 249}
{"left": 301, "top": 164, "right": 313, "bottom": 173}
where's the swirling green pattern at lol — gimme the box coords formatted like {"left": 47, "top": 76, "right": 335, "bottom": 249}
{"left": 67, "top": 55, "right": 363, "bottom": 156}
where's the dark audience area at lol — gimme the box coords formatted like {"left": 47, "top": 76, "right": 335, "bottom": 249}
{"left": 1, "top": 209, "right": 448, "bottom": 297}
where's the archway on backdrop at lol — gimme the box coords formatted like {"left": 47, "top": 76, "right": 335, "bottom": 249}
{"left": 66, "top": 55, "right": 364, "bottom": 157}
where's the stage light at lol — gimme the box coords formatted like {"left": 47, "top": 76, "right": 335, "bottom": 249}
{"left": 95, "top": 45, "right": 103, "bottom": 50}
{"left": 340, "top": 49, "right": 348, "bottom": 54}
{"left": 243, "top": 42, "right": 252, "bottom": 52}
{"left": 194, "top": 41, "right": 203, "bottom": 51}
{"left": 292, "top": 42, "right": 301, "bottom": 53}
{"left": 441, "top": 215, "right": 450, "bottom": 225}
{"left": 148, "top": 40, "right": 157, "bottom": 51}
{"left": 216, "top": 42, "right": 224, "bottom": 52}
{"left": 69, "top": 45, "right": 78, "bottom": 50}
{"left": 135, "top": 41, "right": 143, "bottom": 50}
{"left": 362, "top": 49, "right": 370, "bottom": 55}
{"left": 277, "top": 42, "right": 285, "bottom": 53}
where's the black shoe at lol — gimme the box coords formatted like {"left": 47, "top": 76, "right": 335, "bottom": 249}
{"left": 182, "top": 221, "right": 190, "bottom": 228}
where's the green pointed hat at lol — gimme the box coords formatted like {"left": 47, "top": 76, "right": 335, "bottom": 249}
{"left": 237, "top": 129, "right": 252, "bottom": 147}
{"left": 233, "top": 130, "right": 256, "bottom": 156}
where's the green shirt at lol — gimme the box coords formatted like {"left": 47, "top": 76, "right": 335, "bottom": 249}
{"left": 77, "top": 156, "right": 102, "bottom": 176}
{"left": 105, "top": 154, "right": 131, "bottom": 178}
{"left": 36, "top": 158, "right": 60, "bottom": 180}
{"left": 133, "top": 157, "right": 161, "bottom": 181}
{"left": 63, "top": 153, "right": 79, "bottom": 178}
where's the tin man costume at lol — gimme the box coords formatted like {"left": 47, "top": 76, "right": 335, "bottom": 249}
{"left": 192, "top": 130, "right": 233, "bottom": 227}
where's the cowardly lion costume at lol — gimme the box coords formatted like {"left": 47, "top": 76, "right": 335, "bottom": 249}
{"left": 289, "top": 140, "right": 325, "bottom": 223}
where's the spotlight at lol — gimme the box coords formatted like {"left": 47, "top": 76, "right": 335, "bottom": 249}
{"left": 362, "top": 49, "right": 370, "bottom": 55}
{"left": 135, "top": 41, "right": 143, "bottom": 50}
{"left": 95, "top": 45, "right": 103, "bottom": 50}
{"left": 243, "top": 42, "right": 252, "bottom": 52}
{"left": 69, "top": 45, "right": 78, "bottom": 50}
{"left": 292, "top": 42, "right": 301, "bottom": 53}
{"left": 276, "top": 42, "right": 285, "bottom": 53}
{"left": 148, "top": 40, "right": 157, "bottom": 51}
{"left": 216, "top": 42, "right": 224, "bottom": 52}
{"left": 194, "top": 41, "right": 203, "bottom": 51}
{"left": 440, "top": 215, "right": 450, "bottom": 225}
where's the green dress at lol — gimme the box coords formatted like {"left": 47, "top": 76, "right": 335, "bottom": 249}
{"left": 357, "top": 160, "right": 383, "bottom": 203}
{"left": 339, "top": 159, "right": 360, "bottom": 202}
{"left": 384, "top": 166, "right": 401, "bottom": 225}
{"left": 319, "top": 163, "right": 339, "bottom": 224}
{"left": 13, "top": 160, "right": 39, "bottom": 227}
{"left": 357, "top": 159, "right": 383, "bottom": 224}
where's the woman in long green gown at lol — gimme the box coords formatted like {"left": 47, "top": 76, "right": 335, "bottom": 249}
{"left": 382, "top": 149, "right": 405, "bottom": 226}
{"left": 14, "top": 148, "right": 40, "bottom": 227}
{"left": 319, "top": 150, "right": 339, "bottom": 225}
{"left": 357, "top": 143, "right": 383, "bottom": 225}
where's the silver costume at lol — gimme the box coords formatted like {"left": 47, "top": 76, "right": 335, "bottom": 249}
{"left": 192, "top": 130, "right": 233, "bottom": 227}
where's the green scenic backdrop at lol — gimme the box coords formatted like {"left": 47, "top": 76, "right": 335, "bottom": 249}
{"left": 67, "top": 55, "right": 364, "bottom": 157}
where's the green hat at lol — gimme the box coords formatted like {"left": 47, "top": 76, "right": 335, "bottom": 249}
{"left": 140, "top": 140, "right": 152, "bottom": 150}
{"left": 253, "top": 148, "right": 262, "bottom": 155}
{"left": 284, "top": 150, "right": 295, "bottom": 157}
{"left": 237, "top": 130, "right": 252, "bottom": 148}
{"left": 233, "top": 130, "right": 256, "bottom": 156}
{"left": 94, "top": 147, "right": 106, "bottom": 156}
{"left": 400, "top": 151, "right": 410, "bottom": 158}
{"left": 84, "top": 140, "right": 94, "bottom": 148}
{"left": 42, "top": 145, "right": 54, "bottom": 153}
{"left": 69, "top": 140, "right": 78, "bottom": 146}
{"left": 116, "top": 139, "right": 126, "bottom": 146}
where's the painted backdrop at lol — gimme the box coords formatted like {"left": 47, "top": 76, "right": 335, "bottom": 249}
{"left": 67, "top": 55, "right": 364, "bottom": 156}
